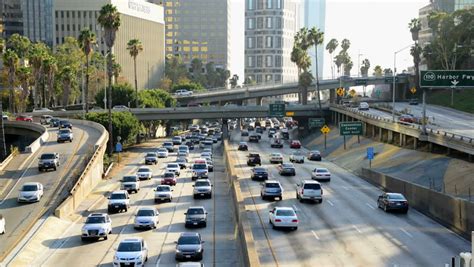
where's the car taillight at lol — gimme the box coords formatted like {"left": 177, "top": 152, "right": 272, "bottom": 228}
{"left": 275, "top": 219, "right": 282, "bottom": 222}
{"left": 292, "top": 219, "right": 298, "bottom": 223}
{"left": 301, "top": 189, "right": 304, "bottom": 195}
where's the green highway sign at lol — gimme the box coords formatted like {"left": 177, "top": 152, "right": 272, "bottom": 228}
{"left": 339, "top": 121, "right": 363, "bottom": 136}
{"left": 354, "top": 79, "right": 367, "bottom": 86}
{"left": 309, "top": 118, "right": 325, "bottom": 128}
{"left": 420, "top": 70, "right": 474, "bottom": 88}
{"left": 384, "top": 76, "right": 399, "bottom": 83}
{"left": 269, "top": 103, "right": 285, "bottom": 117}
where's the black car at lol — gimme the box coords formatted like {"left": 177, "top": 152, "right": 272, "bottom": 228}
{"left": 247, "top": 153, "right": 261, "bottom": 166}
{"left": 248, "top": 125, "right": 255, "bottom": 131}
{"left": 249, "top": 135, "right": 259, "bottom": 143}
{"left": 251, "top": 167, "right": 268, "bottom": 181}
{"left": 176, "top": 157, "right": 188, "bottom": 169}
{"left": 308, "top": 150, "right": 322, "bottom": 161}
{"left": 278, "top": 163, "right": 296, "bottom": 176}
{"left": 256, "top": 127, "right": 263, "bottom": 134}
{"left": 59, "top": 120, "right": 72, "bottom": 129}
{"left": 184, "top": 207, "right": 208, "bottom": 228}
{"left": 49, "top": 118, "right": 60, "bottom": 127}
{"left": 175, "top": 233, "right": 204, "bottom": 261}
{"left": 238, "top": 142, "right": 248, "bottom": 151}
{"left": 185, "top": 141, "right": 195, "bottom": 150}
{"left": 377, "top": 193, "right": 409, "bottom": 213}
{"left": 241, "top": 130, "right": 249, "bottom": 137}
{"left": 409, "top": 98, "right": 418, "bottom": 105}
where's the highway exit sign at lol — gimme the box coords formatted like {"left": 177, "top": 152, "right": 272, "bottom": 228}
{"left": 420, "top": 70, "right": 474, "bottom": 88}
{"left": 269, "top": 103, "right": 285, "bottom": 117}
{"left": 309, "top": 118, "right": 325, "bottom": 128}
{"left": 339, "top": 121, "right": 363, "bottom": 136}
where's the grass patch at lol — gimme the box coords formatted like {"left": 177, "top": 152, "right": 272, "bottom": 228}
{"left": 426, "top": 89, "right": 474, "bottom": 114}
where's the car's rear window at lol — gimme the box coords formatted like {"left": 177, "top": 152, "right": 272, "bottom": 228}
{"left": 316, "top": 169, "right": 328, "bottom": 173}
{"left": 276, "top": 210, "right": 295, "bottom": 216}
{"left": 123, "top": 176, "right": 137, "bottom": 182}
{"left": 388, "top": 194, "right": 405, "bottom": 200}
{"left": 40, "top": 154, "right": 55, "bottom": 160}
{"left": 266, "top": 183, "right": 280, "bottom": 188}
{"left": 304, "top": 183, "right": 321, "bottom": 190}
{"left": 187, "top": 208, "right": 205, "bottom": 215}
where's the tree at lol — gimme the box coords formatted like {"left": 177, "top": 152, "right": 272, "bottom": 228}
{"left": 157, "top": 77, "right": 172, "bottom": 91}
{"left": 383, "top": 68, "right": 393, "bottom": 76}
{"left": 326, "top": 38, "right": 338, "bottom": 78}
{"left": 85, "top": 112, "right": 140, "bottom": 146}
{"left": 138, "top": 89, "right": 176, "bottom": 108}
{"left": 189, "top": 58, "right": 206, "bottom": 86}
{"left": 95, "top": 83, "right": 135, "bottom": 108}
{"left": 16, "top": 66, "right": 31, "bottom": 112}
{"left": 340, "top": 38, "right": 351, "bottom": 52}
{"left": 343, "top": 60, "right": 353, "bottom": 76}
{"left": 3, "top": 49, "right": 19, "bottom": 112}
{"left": 165, "top": 55, "right": 187, "bottom": 86}
{"left": 408, "top": 18, "right": 421, "bottom": 42}
{"left": 43, "top": 55, "right": 58, "bottom": 107}
{"left": 360, "top": 59, "right": 370, "bottom": 77}
{"left": 334, "top": 53, "right": 345, "bottom": 77}
{"left": 205, "top": 62, "right": 218, "bottom": 87}
{"left": 230, "top": 74, "right": 239, "bottom": 88}
{"left": 216, "top": 68, "right": 230, "bottom": 88}
{"left": 27, "top": 42, "right": 48, "bottom": 108}
{"left": 98, "top": 3, "right": 121, "bottom": 155}
{"left": 78, "top": 28, "right": 97, "bottom": 113}
{"left": 308, "top": 27, "right": 324, "bottom": 112}
{"left": 243, "top": 77, "right": 256, "bottom": 86}
{"left": 60, "top": 66, "right": 75, "bottom": 106}
{"left": 7, "top": 34, "right": 30, "bottom": 61}
{"left": 411, "top": 43, "right": 422, "bottom": 86}
{"left": 54, "top": 37, "right": 82, "bottom": 106}
{"left": 0, "top": 38, "right": 6, "bottom": 160}
{"left": 112, "top": 60, "right": 122, "bottom": 83}
{"left": 127, "top": 38, "right": 143, "bottom": 108}
{"left": 292, "top": 29, "right": 312, "bottom": 105}
{"left": 373, "top": 65, "right": 383, "bottom": 77}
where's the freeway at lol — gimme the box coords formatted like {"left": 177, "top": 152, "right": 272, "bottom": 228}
{"left": 27, "top": 140, "right": 242, "bottom": 266}
{"left": 229, "top": 130, "right": 470, "bottom": 266}
{"left": 0, "top": 122, "right": 102, "bottom": 261}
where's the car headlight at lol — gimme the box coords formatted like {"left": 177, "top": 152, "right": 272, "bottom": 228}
{"left": 82, "top": 229, "right": 88, "bottom": 234}
{"left": 196, "top": 247, "right": 202, "bottom": 252}
{"left": 114, "top": 255, "right": 119, "bottom": 261}
{"left": 176, "top": 249, "right": 181, "bottom": 253}
{"left": 135, "top": 255, "right": 142, "bottom": 260}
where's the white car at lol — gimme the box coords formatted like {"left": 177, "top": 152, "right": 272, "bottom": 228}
{"left": 172, "top": 136, "right": 183, "bottom": 145}
{"left": 0, "top": 214, "right": 5, "bottom": 234}
{"left": 157, "top": 148, "right": 169, "bottom": 158}
{"left": 113, "top": 238, "right": 148, "bottom": 267}
{"left": 166, "top": 163, "right": 181, "bottom": 176}
{"left": 174, "top": 89, "right": 193, "bottom": 96}
{"left": 121, "top": 175, "right": 140, "bottom": 193}
{"left": 296, "top": 180, "right": 323, "bottom": 203}
{"left": 200, "top": 152, "right": 212, "bottom": 159}
{"left": 134, "top": 207, "right": 159, "bottom": 229}
{"left": 202, "top": 148, "right": 212, "bottom": 154}
{"left": 112, "top": 105, "right": 130, "bottom": 111}
{"left": 154, "top": 185, "right": 173, "bottom": 202}
{"left": 358, "top": 102, "right": 369, "bottom": 110}
{"left": 269, "top": 207, "right": 298, "bottom": 230}
{"left": 33, "top": 108, "right": 53, "bottom": 113}
{"left": 269, "top": 153, "right": 283, "bottom": 164}
{"left": 107, "top": 190, "right": 130, "bottom": 213}
{"left": 311, "top": 168, "right": 331, "bottom": 181}
{"left": 193, "top": 179, "right": 213, "bottom": 199}
{"left": 289, "top": 151, "right": 305, "bottom": 163}
{"left": 17, "top": 182, "right": 44, "bottom": 203}
{"left": 81, "top": 213, "right": 112, "bottom": 241}
{"left": 136, "top": 166, "right": 152, "bottom": 180}
{"left": 163, "top": 142, "right": 174, "bottom": 152}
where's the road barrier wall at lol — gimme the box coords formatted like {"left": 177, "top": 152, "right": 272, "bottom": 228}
{"left": 361, "top": 168, "right": 474, "bottom": 239}
{"left": 54, "top": 120, "right": 108, "bottom": 219}
{"left": 223, "top": 140, "right": 260, "bottom": 267}
{"left": 3, "top": 121, "right": 49, "bottom": 154}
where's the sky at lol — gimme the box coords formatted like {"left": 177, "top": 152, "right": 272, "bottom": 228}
{"left": 323, "top": 0, "right": 429, "bottom": 78}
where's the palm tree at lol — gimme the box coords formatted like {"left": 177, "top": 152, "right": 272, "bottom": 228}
{"left": 3, "top": 49, "right": 19, "bottom": 113}
{"left": 27, "top": 42, "right": 47, "bottom": 108}
{"left": 60, "top": 66, "right": 75, "bottom": 106}
{"left": 326, "top": 39, "right": 338, "bottom": 78}
{"left": 343, "top": 60, "right": 353, "bottom": 76}
{"left": 291, "top": 45, "right": 311, "bottom": 104}
{"left": 112, "top": 60, "right": 122, "bottom": 82}
{"left": 360, "top": 59, "right": 370, "bottom": 77}
{"left": 98, "top": 3, "right": 121, "bottom": 155}
{"left": 408, "top": 18, "right": 421, "bottom": 42}
{"left": 78, "top": 28, "right": 97, "bottom": 113}
{"left": 17, "top": 66, "right": 31, "bottom": 112}
{"left": 334, "top": 54, "right": 345, "bottom": 77}
{"left": 127, "top": 39, "right": 143, "bottom": 108}
{"left": 340, "top": 38, "right": 351, "bottom": 52}
{"left": 373, "top": 65, "right": 383, "bottom": 77}
{"left": 43, "top": 56, "right": 58, "bottom": 107}
{"left": 308, "top": 27, "right": 324, "bottom": 112}
{"left": 0, "top": 38, "right": 6, "bottom": 160}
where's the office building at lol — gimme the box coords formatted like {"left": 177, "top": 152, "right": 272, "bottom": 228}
{"left": 245, "top": 0, "right": 302, "bottom": 84}
{"left": 0, "top": 0, "right": 24, "bottom": 39}
{"left": 303, "top": 0, "right": 325, "bottom": 79}
{"left": 53, "top": 0, "right": 165, "bottom": 90}
{"left": 22, "top": 0, "right": 54, "bottom": 46}
{"left": 455, "top": 0, "right": 474, "bottom": 10}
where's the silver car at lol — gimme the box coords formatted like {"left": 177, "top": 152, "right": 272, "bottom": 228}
{"left": 134, "top": 207, "right": 159, "bottom": 229}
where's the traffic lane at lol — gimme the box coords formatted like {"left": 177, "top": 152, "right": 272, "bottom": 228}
{"left": 0, "top": 123, "right": 101, "bottom": 256}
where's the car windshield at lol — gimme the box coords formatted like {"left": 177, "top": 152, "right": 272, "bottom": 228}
{"left": 22, "top": 185, "right": 38, "bottom": 191}
{"left": 276, "top": 210, "right": 296, "bottom": 216}
{"left": 59, "top": 130, "right": 70, "bottom": 134}
{"left": 156, "top": 186, "right": 170, "bottom": 192}
{"left": 86, "top": 216, "right": 105, "bottom": 224}
{"left": 137, "top": 210, "right": 155, "bottom": 217}
{"left": 146, "top": 153, "right": 156, "bottom": 157}
{"left": 158, "top": 148, "right": 167, "bottom": 152}
{"left": 164, "top": 172, "right": 175, "bottom": 178}
{"left": 40, "top": 154, "right": 55, "bottom": 160}
{"left": 388, "top": 194, "right": 405, "bottom": 200}
{"left": 123, "top": 176, "right": 137, "bottom": 182}
{"left": 163, "top": 142, "right": 173, "bottom": 146}
{"left": 193, "top": 164, "right": 207, "bottom": 170}
{"left": 110, "top": 193, "right": 126, "bottom": 199}
{"left": 266, "top": 183, "right": 280, "bottom": 188}
{"left": 178, "top": 236, "right": 200, "bottom": 245}
{"left": 254, "top": 168, "right": 266, "bottom": 173}
{"left": 282, "top": 164, "right": 293, "bottom": 168}
{"left": 272, "top": 154, "right": 281, "bottom": 157}
{"left": 167, "top": 164, "right": 179, "bottom": 168}
{"left": 311, "top": 151, "right": 320, "bottom": 154}
{"left": 187, "top": 208, "right": 205, "bottom": 215}
{"left": 138, "top": 168, "right": 150, "bottom": 173}
{"left": 60, "top": 121, "right": 68, "bottom": 124}
{"left": 117, "top": 242, "right": 141, "bottom": 252}
{"left": 195, "top": 181, "right": 210, "bottom": 187}
{"left": 304, "top": 184, "right": 321, "bottom": 190}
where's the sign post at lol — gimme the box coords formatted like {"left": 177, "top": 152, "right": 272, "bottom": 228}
{"left": 269, "top": 103, "right": 285, "bottom": 117}
{"left": 320, "top": 125, "right": 330, "bottom": 150}
{"left": 367, "top": 147, "right": 374, "bottom": 168}
{"left": 115, "top": 136, "right": 122, "bottom": 163}
{"left": 339, "top": 121, "right": 363, "bottom": 150}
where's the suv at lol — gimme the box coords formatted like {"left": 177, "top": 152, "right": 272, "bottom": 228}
{"left": 191, "top": 162, "right": 209, "bottom": 180}
{"left": 81, "top": 213, "right": 112, "bottom": 241}
{"left": 40, "top": 115, "right": 52, "bottom": 125}
{"left": 260, "top": 180, "right": 283, "bottom": 201}
{"left": 184, "top": 206, "right": 208, "bottom": 228}
{"left": 121, "top": 175, "right": 140, "bottom": 193}
{"left": 296, "top": 180, "right": 323, "bottom": 203}
{"left": 270, "top": 138, "right": 283, "bottom": 148}
{"left": 107, "top": 190, "right": 130, "bottom": 213}
{"left": 247, "top": 153, "right": 261, "bottom": 166}
{"left": 193, "top": 179, "right": 213, "bottom": 199}
{"left": 113, "top": 238, "right": 148, "bottom": 266}
{"left": 57, "top": 129, "right": 73, "bottom": 143}
{"left": 289, "top": 151, "right": 305, "bottom": 163}
{"left": 251, "top": 167, "right": 268, "bottom": 181}
{"left": 175, "top": 233, "right": 204, "bottom": 261}
{"left": 38, "top": 153, "right": 60, "bottom": 171}
{"left": 137, "top": 166, "right": 152, "bottom": 180}
{"left": 59, "top": 120, "right": 72, "bottom": 129}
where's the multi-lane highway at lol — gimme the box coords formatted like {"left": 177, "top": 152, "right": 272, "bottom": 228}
{"left": 0, "top": 122, "right": 102, "bottom": 261}
{"left": 229, "top": 130, "right": 471, "bottom": 266}
{"left": 26, "top": 140, "right": 242, "bottom": 266}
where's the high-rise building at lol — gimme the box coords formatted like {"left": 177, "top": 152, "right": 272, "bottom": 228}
{"left": 455, "top": 0, "right": 474, "bottom": 10}
{"left": 245, "top": 0, "right": 302, "bottom": 84}
{"left": 53, "top": 0, "right": 165, "bottom": 90}
{"left": 22, "top": 0, "right": 54, "bottom": 46}
{"left": 0, "top": 0, "right": 24, "bottom": 39}
{"left": 303, "top": 0, "right": 325, "bottom": 79}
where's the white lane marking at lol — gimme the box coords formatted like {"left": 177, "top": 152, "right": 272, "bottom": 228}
{"left": 0, "top": 156, "right": 37, "bottom": 205}
{"left": 326, "top": 200, "right": 334, "bottom": 206}
{"left": 311, "top": 230, "right": 320, "bottom": 240}
{"left": 155, "top": 257, "right": 161, "bottom": 267}
{"left": 292, "top": 204, "right": 299, "bottom": 211}
{"left": 400, "top": 228, "right": 413, "bottom": 238}
{"left": 352, "top": 225, "right": 362, "bottom": 234}
{"left": 366, "top": 203, "right": 375, "bottom": 209}
{"left": 343, "top": 186, "right": 349, "bottom": 191}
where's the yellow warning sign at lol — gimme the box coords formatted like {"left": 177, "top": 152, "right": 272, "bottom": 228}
{"left": 285, "top": 111, "right": 295, "bottom": 116}
{"left": 410, "top": 87, "right": 417, "bottom": 94}
{"left": 349, "top": 89, "right": 356, "bottom": 97}
{"left": 321, "top": 125, "right": 331, "bottom": 134}
{"left": 336, "top": 87, "right": 345, "bottom": 97}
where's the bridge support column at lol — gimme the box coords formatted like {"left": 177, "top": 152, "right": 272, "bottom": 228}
{"left": 329, "top": 88, "right": 336, "bottom": 104}
{"left": 236, "top": 100, "right": 243, "bottom": 106}
{"left": 413, "top": 138, "right": 418, "bottom": 150}
{"left": 468, "top": 154, "right": 472, "bottom": 162}
{"left": 372, "top": 125, "right": 376, "bottom": 138}
{"left": 222, "top": 119, "right": 228, "bottom": 140}
{"left": 388, "top": 130, "right": 393, "bottom": 144}
{"left": 256, "top": 97, "right": 263, "bottom": 106}
{"left": 378, "top": 128, "right": 383, "bottom": 142}
{"left": 446, "top": 147, "right": 451, "bottom": 156}
{"left": 429, "top": 143, "right": 433, "bottom": 152}
{"left": 399, "top": 133, "right": 404, "bottom": 147}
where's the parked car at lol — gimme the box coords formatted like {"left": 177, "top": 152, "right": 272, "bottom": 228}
{"left": 251, "top": 167, "right": 268, "bottom": 181}
{"left": 161, "top": 172, "right": 177, "bottom": 186}
{"left": 193, "top": 179, "right": 213, "bottom": 199}
{"left": 0, "top": 214, "right": 5, "bottom": 235}
{"left": 358, "top": 102, "right": 370, "bottom": 110}
{"left": 175, "top": 233, "right": 204, "bottom": 261}
{"left": 184, "top": 206, "right": 208, "bottom": 228}
{"left": 260, "top": 180, "right": 283, "bottom": 201}
{"left": 296, "top": 180, "right": 323, "bottom": 203}
{"left": 59, "top": 120, "right": 72, "bottom": 129}
{"left": 311, "top": 168, "right": 331, "bottom": 182}
{"left": 40, "top": 115, "right": 53, "bottom": 125}
{"left": 16, "top": 115, "right": 33, "bottom": 122}
{"left": 81, "top": 213, "right": 112, "bottom": 241}
{"left": 278, "top": 163, "right": 296, "bottom": 176}
{"left": 154, "top": 185, "right": 173, "bottom": 203}
{"left": 290, "top": 140, "right": 301, "bottom": 149}
{"left": 307, "top": 150, "right": 322, "bottom": 161}
{"left": 269, "top": 153, "right": 283, "bottom": 164}
{"left": 113, "top": 238, "right": 148, "bottom": 266}
{"left": 121, "top": 175, "right": 140, "bottom": 193}
{"left": 269, "top": 207, "right": 298, "bottom": 230}
{"left": 107, "top": 190, "right": 130, "bottom": 213}
{"left": 377, "top": 192, "right": 409, "bottom": 213}
{"left": 57, "top": 129, "right": 73, "bottom": 143}
{"left": 289, "top": 151, "right": 305, "bottom": 163}
{"left": 270, "top": 138, "right": 283, "bottom": 148}
{"left": 238, "top": 142, "right": 248, "bottom": 151}
{"left": 17, "top": 182, "right": 44, "bottom": 203}
{"left": 134, "top": 207, "right": 159, "bottom": 229}
{"left": 136, "top": 166, "right": 152, "bottom": 180}
{"left": 247, "top": 153, "right": 261, "bottom": 166}
{"left": 38, "top": 153, "right": 60, "bottom": 171}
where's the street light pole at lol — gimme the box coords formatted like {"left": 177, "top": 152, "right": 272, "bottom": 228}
{"left": 357, "top": 51, "right": 363, "bottom": 77}
{"left": 392, "top": 44, "right": 413, "bottom": 122}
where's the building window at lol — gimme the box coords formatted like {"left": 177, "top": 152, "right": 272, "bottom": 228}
{"left": 247, "top": 0, "right": 254, "bottom": 10}
{"left": 247, "top": 37, "right": 255, "bottom": 49}
{"left": 257, "top": 37, "right": 263, "bottom": 48}
{"left": 266, "top": 55, "right": 273, "bottom": 67}
{"left": 275, "top": 37, "right": 282, "bottom": 48}
{"left": 276, "top": 17, "right": 282, "bottom": 29}
{"left": 275, "top": 74, "right": 282, "bottom": 82}
{"left": 275, "top": 55, "right": 282, "bottom": 67}
{"left": 265, "top": 74, "right": 273, "bottom": 82}
{"left": 265, "top": 36, "right": 273, "bottom": 48}
{"left": 256, "top": 75, "right": 263, "bottom": 83}
{"left": 257, "top": 17, "right": 263, "bottom": 29}
{"left": 247, "top": 18, "right": 255, "bottom": 29}
{"left": 276, "top": 0, "right": 282, "bottom": 9}
{"left": 266, "top": 0, "right": 273, "bottom": 9}
{"left": 247, "top": 56, "right": 255, "bottom": 67}
{"left": 256, "top": 56, "right": 263, "bottom": 67}
{"left": 266, "top": 17, "right": 273, "bottom": 28}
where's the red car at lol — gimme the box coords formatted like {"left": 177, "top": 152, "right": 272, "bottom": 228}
{"left": 161, "top": 172, "right": 177, "bottom": 186}
{"left": 290, "top": 140, "right": 301, "bottom": 149}
{"left": 16, "top": 115, "right": 33, "bottom": 122}
{"left": 399, "top": 115, "right": 415, "bottom": 124}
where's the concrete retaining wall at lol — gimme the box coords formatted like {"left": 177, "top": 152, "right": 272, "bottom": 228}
{"left": 54, "top": 120, "right": 108, "bottom": 219}
{"left": 361, "top": 168, "right": 474, "bottom": 239}
{"left": 223, "top": 140, "right": 260, "bottom": 267}
{"left": 3, "top": 121, "right": 49, "bottom": 154}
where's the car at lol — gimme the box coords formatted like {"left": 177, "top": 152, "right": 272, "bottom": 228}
{"left": 134, "top": 207, "right": 159, "bottom": 229}
{"left": 107, "top": 190, "right": 130, "bottom": 213}
{"left": 249, "top": 135, "right": 259, "bottom": 143}
{"left": 399, "top": 114, "right": 415, "bottom": 124}
{"left": 136, "top": 166, "right": 152, "bottom": 180}
{"left": 16, "top": 115, "right": 33, "bottom": 122}
{"left": 193, "top": 179, "right": 213, "bottom": 199}
{"left": 202, "top": 147, "right": 212, "bottom": 154}
{"left": 185, "top": 206, "right": 208, "bottom": 228}
{"left": 81, "top": 213, "right": 112, "bottom": 241}
{"left": 248, "top": 125, "right": 255, "bottom": 131}
{"left": 175, "top": 232, "right": 204, "bottom": 261}
{"left": 40, "top": 115, "right": 53, "bottom": 125}
{"left": 255, "top": 126, "right": 263, "bottom": 134}
{"left": 113, "top": 238, "right": 148, "bottom": 267}
{"left": 33, "top": 107, "right": 53, "bottom": 113}
{"left": 178, "top": 145, "right": 190, "bottom": 155}
{"left": 260, "top": 180, "right": 283, "bottom": 201}
{"left": 281, "top": 130, "right": 290, "bottom": 140}
{"left": 163, "top": 141, "right": 175, "bottom": 152}
{"left": 161, "top": 172, "right": 177, "bottom": 186}
{"left": 59, "top": 120, "right": 72, "bottom": 129}
{"left": 251, "top": 167, "right": 268, "bottom": 181}
{"left": 377, "top": 192, "right": 409, "bottom": 213}
{"left": 185, "top": 141, "right": 195, "bottom": 150}
{"left": 311, "top": 167, "right": 331, "bottom": 181}
{"left": 157, "top": 148, "right": 169, "bottom": 158}
{"left": 269, "top": 207, "right": 298, "bottom": 230}
{"left": 0, "top": 214, "right": 5, "bottom": 235}
{"left": 177, "top": 263, "right": 204, "bottom": 267}
{"left": 238, "top": 142, "right": 248, "bottom": 151}
{"left": 112, "top": 105, "right": 130, "bottom": 111}
{"left": 175, "top": 89, "right": 193, "bottom": 96}
{"left": 166, "top": 163, "right": 181, "bottom": 176}
{"left": 247, "top": 153, "right": 261, "bottom": 166}
{"left": 358, "top": 102, "right": 370, "bottom": 110}
{"left": 143, "top": 152, "right": 158, "bottom": 165}
{"left": 200, "top": 139, "right": 213, "bottom": 149}
{"left": 49, "top": 117, "right": 60, "bottom": 127}
{"left": 38, "top": 153, "right": 60, "bottom": 171}
{"left": 308, "top": 150, "right": 322, "bottom": 161}
{"left": 269, "top": 153, "right": 283, "bottom": 164}
{"left": 121, "top": 175, "right": 140, "bottom": 193}
{"left": 191, "top": 161, "right": 208, "bottom": 180}
{"left": 268, "top": 128, "right": 276, "bottom": 138}
{"left": 201, "top": 152, "right": 212, "bottom": 159}
{"left": 176, "top": 157, "right": 188, "bottom": 169}
{"left": 57, "top": 129, "right": 73, "bottom": 143}
{"left": 289, "top": 151, "right": 305, "bottom": 163}
{"left": 277, "top": 163, "right": 295, "bottom": 176}
{"left": 17, "top": 182, "right": 44, "bottom": 203}
{"left": 154, "top": 185, "right": 173, "bottom": 202}
{"left": 203, "top": 157, "right": 214, "bottom": 172}
{"left": 289, "top": 140, "right": 301, "bottom": 149}
{"left": 409, "top": 98, "right": 419, "bottom": 105}
{"left": 172, "top": 136, "right": 183, "bottom": 145}
{"left": 2, "top": 114, "right": 8, "bottom": 121}
{"left": 241, "top": 130, "right": 249, "bottom": 137}
{"left": 296, "top": 180, "right": 323, "bottom": 203}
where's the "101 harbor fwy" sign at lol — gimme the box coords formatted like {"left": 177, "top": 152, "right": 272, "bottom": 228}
{"left": 420, "top": 70, "right": 474, "bottom": 88}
